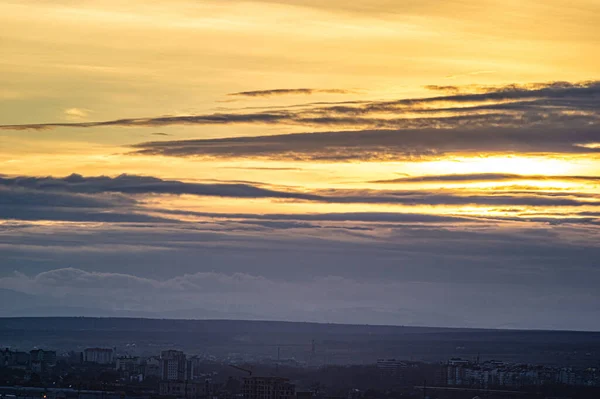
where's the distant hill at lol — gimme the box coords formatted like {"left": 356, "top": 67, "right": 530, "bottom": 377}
{"left": 0, "top": 317, "right": 599, "bottom": 367}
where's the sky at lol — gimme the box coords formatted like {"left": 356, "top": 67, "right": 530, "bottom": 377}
{"left": 1, "top": 0, "right": 600, "bottom": 331}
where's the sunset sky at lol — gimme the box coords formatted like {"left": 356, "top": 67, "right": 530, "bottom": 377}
{"left": 1, "top": 0, "right": 600, "bottom": 330}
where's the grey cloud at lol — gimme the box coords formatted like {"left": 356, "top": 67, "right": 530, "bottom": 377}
{"left": 0, "top": 174, "right": 320, "bottom": 201}
{"left": 0, "top": 108, "right": 592, "bottom": 132}
{"left": 478, "top": 216, "right": 600, "bottom": 226}
{"left": 371, "top": 173, "right": 600, "bottom": 184}
{"left": 407, "top": 81, "right": 600, "bottom": 105}
{"left": 341, "top": 193, "right": 598, "bottom": 207}
{"left": 0, "top": 185, "right": 132, "bottom": 208}
{"left": 0, "top": 112, "right": 291, "bottom": 130}
{"left": 2, "top": 81, "right": 599, "bottom": 135}
{"left": 3, "top": 218, "right": 599, "bottom": 280}
{"left": 1, "top": 250, "right": 600, "bottom": 329}
{"left": 4, "top": 172, "right": 598, "bottom": 231}
{"left": 31, "top": 268, "right": 158, "bottom": 290}
{"left": 221, "top": 166, "right": 303, "bottom": 171}
{"left": 0, "top": 186, "right": 173, "bottom": 223}
{"left": 424, "top": 85, "right": 462, "bottom": 93}
{"left": 578, "top": 211, "right": 600, "bottom": 217}
{"left": 2, "top": 173, "right": 599, "bottom": 208}
{"left": 0, "top": 206, "right": 173, "bottom": 223}
{"left": 155, "top": 209, "right": 476, "bottom": 224}
{"left": 131, "top": 125, "right": 600, "bottom": 161}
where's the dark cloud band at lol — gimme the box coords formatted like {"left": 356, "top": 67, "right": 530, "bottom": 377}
{"left": 2, "top": 174, "right": 599, "bottom": 208}
{"left": 2, "top": 81, "right": 599, "bottom": 134}
{"left": 371, "top": 173, "right": 600, "bottom": 183}
{"left": 130, "top": 125, "right": 600, "bottom": 161}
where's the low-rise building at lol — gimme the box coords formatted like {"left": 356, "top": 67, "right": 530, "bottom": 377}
{"left": 116, "top": 356, "right": 144, "bottom": 381}
{"left": 2, "top": 349, "right": 29, "bottom": 368}
{"left": 159, "top": 380, "right": 211, "bottom": 399}
{"left": 243, "top": 377, "right": 295, "bottom": 399}
{"left": 116, "top": 356, "right": 141, "bottom": 372}
{"left": 376, "top": 358, "right": 407, "bottom": 375}
{"left": 83, "top": 348, "right": 115, "bottom": 364}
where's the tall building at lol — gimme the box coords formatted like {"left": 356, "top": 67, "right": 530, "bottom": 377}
{"left": 145, "top": 356, "right": 161, "bottom": 379}
{"left": 187, "top": 356, "right": 202, "bottom": 380}
{"left": 243, "top": 377, "right": 295, "bottom": 399}
{"left": 2, "top": 349, "right": 30, "bottom": 369}
{"left": 30, "top": 349, "right": 57, "bottom": 373}
{"left": 160, "top": 350, "right": 189, "bottom": 381}
{"left": 30, "top": 349, "right": 57, "bottom": 365}
{"left": 84, "top": 348, "right": 115, "bottom": 364}
{"left": 2, "top": 349, "right": 11, "bottom": 367}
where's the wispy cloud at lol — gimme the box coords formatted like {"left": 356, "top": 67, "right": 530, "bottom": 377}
{"left": 3, "top": 81, "right": 598, "bottom": 134}
{"left": 228, "top": 88, "right": 357, "bottom": 97}
{"left": 371, "top": 173, "right": 600, "bottom": 184}
{"left": 64, "top": 107, "right": 91, "bottom": 121}
{"left": 222, "top": 166, "right": 303, "bottom": 171}
{"left": 2, "top": 174, "right": 599, "bottom": 208}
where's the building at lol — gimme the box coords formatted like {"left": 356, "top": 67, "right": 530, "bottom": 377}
{"left": 30, "top": 349, "right": 57, "bottom": 365}
{"left": 376, "top": 359, "right": 407, "bottom": 375}
{"left": 116, "top": 356, "right": 143, "bottom": 380}
{"left": 1, "top": 349, "right": 9, "bottom": 367}
{"left": 187, "top": 356, "right": 203, "bottom": 380}
{"left": 12, "top": 351, "right": 30, "bottom": 368}
{"left": 243, "top": 377, "right": 295, "bottom": 399}
{"left": 160, "top": 350, "right": 190, "bottom": 381}
{"left": 116, "top": 356, "right": 141, "bottom": 372}
{"left": 145, "top": 356, "right": 161, "bottom": 379}
{"left": 0, "top": 349, "right": 27, "bottom": 368}
{"left": 30, "top": 349, "right": 57, "bottom": 373}
{"left": 448, "top": 358, "right": 471, "bottom": 366}
{"left": 83, "top": 348, "right": 115, "bottom": 364}
{"left": 159, "top": 380, "right": 212, "bottom": 399}
{"left": 439, "top": 358, "right": 594, "bottom": 389}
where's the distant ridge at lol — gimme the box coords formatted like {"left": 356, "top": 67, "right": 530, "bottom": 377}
{"left": 1, "top": 316, "right": 597, "bottom": 332}
{"left": 1, "top": 317, "right": 598, "bottom": 367}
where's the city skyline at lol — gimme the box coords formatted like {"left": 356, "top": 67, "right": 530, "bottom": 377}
{"left": 1, "top": 0, "right": 600, "bottom": 330}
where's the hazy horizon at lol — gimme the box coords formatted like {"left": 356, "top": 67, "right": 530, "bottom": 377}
{"left": 2, "top": 314, "right": 600, "bottom": 333}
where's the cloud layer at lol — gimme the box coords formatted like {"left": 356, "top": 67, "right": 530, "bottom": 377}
{"left": 2, "top": 173, "right": 599, "bottom": 209}
{"left": 371, "top": 173, "right": 600, "bottom": 184}
{"left": 131, "top": 126, "right": 600, "bottom": 161}
{"left": 4, "top": 81, "right": 600, "bottom": 162}
{"left": 3, "top": 81, "right": 599, "bottom": 133}
{"left": 1, "top": 168, "right": 599, "bottom": 330}
{"left": 1, "top": 245, "right": 599, "bottom": 329}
